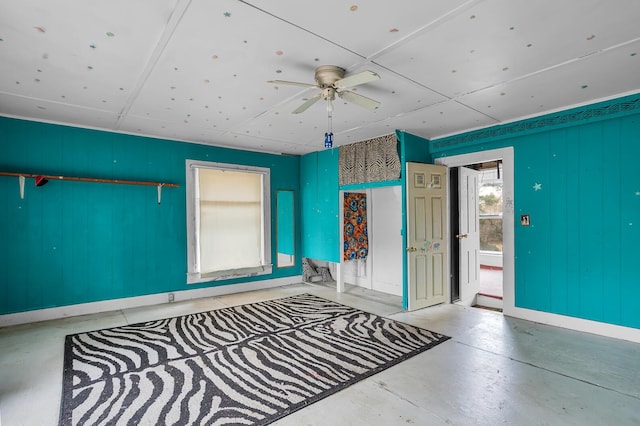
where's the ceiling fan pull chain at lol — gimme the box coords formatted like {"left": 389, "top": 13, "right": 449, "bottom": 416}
{"left": 325, "top": 107, "right": 333, "bottom": 148}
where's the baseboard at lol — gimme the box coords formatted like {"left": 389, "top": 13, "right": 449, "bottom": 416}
{"left": 476, "top": 294, "right": 503, "bottom": 310}
{"left": 504, "top": 306, "right": 640, "bottom": 344}
{"left": 0, "top": 276, "right": 302, "bottom": 328}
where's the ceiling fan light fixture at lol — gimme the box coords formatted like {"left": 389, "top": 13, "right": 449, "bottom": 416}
{"left": 267, "top": 65, "right": 381, "bottom": 147}
{"left": 267, "top": 65, "right": 381, "bottom": 113}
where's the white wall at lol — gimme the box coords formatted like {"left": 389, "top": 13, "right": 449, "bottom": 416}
{"left": 370, "top": 186, "right": 403, "bottom": 296}
{"left": 479, "top": 251, "right": 503, "bottom": 268}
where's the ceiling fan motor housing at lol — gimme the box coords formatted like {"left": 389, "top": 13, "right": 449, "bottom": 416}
{"left": 315, "top": 65, "right": 346, "bottom": 88}
{"left": 315, "top": 66, "right": 345, "bottom": 101}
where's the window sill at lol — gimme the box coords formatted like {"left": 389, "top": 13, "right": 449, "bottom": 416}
{"left": 187, "top": 265, "right": 273, "bottom": 284}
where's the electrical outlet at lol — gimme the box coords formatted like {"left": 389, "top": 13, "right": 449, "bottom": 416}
{"left": 168, "top": 293, "right": 175, "bottom": 303}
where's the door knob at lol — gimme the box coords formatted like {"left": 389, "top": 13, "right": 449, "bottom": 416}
{"left": 455, "top": 234, "right": 468, "bottom": 239}
{"left": 406, "top": 247, "right": 417, "bottom": 252}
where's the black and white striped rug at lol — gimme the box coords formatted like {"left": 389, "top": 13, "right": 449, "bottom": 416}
{"left": 59, "top": 293, "right": 450, "bottom": 425}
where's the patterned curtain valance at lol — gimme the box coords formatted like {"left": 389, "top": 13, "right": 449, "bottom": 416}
{"left": 338, "top": 134, "right": 400, "bottom": 185}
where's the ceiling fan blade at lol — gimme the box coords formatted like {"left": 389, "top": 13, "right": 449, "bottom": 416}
{"left": 267, "top": 79, "right": 318, "bottom": 89}
{"left": 337, "top": 90, "right": 381, "bottom": 111}
{"left": 292, "top": 94, "right": 322, "bottom": 114}
{"left": 334, "top": 70, "right": 380, "bottom": 89}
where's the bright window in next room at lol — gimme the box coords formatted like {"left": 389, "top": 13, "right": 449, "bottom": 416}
{"left": 479, "top": 167, "right": 503, "bottom": 253}
{"left": 186, "top": 160, "right": 272, "bottom": 283}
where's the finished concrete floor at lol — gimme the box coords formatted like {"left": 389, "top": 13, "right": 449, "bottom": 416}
{"left": 1, "top": 282, "right": 639, "bottom": 425}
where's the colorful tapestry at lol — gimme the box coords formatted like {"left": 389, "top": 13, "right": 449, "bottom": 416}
{"left": 343, "top": 192, "right": 368, "bottom": 260}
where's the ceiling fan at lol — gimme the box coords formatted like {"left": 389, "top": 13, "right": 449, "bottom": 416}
{"left": 268, "top": 65, "right": 381, "bottom": 114}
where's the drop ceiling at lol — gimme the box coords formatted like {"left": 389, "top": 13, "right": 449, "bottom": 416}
{"left": 1, "top": 0, "right": 639, "bottom": 155}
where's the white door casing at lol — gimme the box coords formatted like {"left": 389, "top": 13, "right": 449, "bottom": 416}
{"left": 434, "top": 148, "right": 514, "bottom": 314}
{"left": 458, "top": 166, "right": 480, "bottom": 306}
{"left": 406, "top": 162, "right": 448, "bottom": 311}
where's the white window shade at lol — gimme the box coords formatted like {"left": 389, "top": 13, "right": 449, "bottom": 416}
{"left": 198, "top": 169, "right": 263, "bottom": 273}
{"left": 186, "top": 160, "right": 271, "bottom": 284}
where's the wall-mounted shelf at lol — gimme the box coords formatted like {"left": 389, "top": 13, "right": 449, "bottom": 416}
{"left": 0, "top": 171, "right": 179, "bottom": 187}
{"left": 0, "top": 171, "right": 179, "bottom": 204}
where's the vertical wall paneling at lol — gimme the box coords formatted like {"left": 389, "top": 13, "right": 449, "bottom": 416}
{"left": 317, "top": 149, "right": 340, "bottom": 262}
{"left": 519, "top": 133, "right": 551, "bottom": 312}
{"left": 0, "top": 124, "right": 7, "bottom": 312}
{"left": 564, "top": 127, "right": 582, "bottom": 317}
{"left": 300, "top": 152, "right": 317, "bottom": 260}
{"left": 601, "top": 119, "right": 622, "bottom": 325}
{"left": 431, "top": 94, "right": 640, "bottom": 329}
{"left": 618, "top": 115, "right": 640, "bottom": 326}
{"left": 0, "top": 117, "right": 301, "bottom": 315}
{"left": 300, "top": 149, "right": 339, "bottom": 262}
{"left": 548, "top": 129, "right": 569, "bottom": 315}
{"left": 578, "top": 123, "right": 605, "bottom": 321}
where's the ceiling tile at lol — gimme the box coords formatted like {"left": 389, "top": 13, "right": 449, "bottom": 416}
{"left": 117, "top": 114, "right": 227, "bottom": 145}
{"left": 386, "top": 100, "right": 499, "bottom": 140}
{"left": 374, "top": 0, "right": 640, "bottom": 97}
{"left": 0, "top": 0, "right": 179, "bottom": 112}
{"left": 0, "top": 93, "right": 119, "bottom": 129}
{"left": 457, "top": 40, "right": 640, "bottom": 122}
{"left": 241, "top": 0, "right": 470, "bottom": 58}
{"left": 126, "top": 0, "right": 368, "bottom": 133}
{"left": 222, "top": 132, "right": 307, "bottom": 155}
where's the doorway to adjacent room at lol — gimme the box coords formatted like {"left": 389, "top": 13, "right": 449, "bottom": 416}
{"left": 435, "top": 147, "right": 515, "bottom": 314}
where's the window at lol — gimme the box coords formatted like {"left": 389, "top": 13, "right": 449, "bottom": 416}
{"left": 186, "top": 160, "right": 271, "bottom": 283}
{"left": 478, "top": 168, "right": 503, "bottom": 252}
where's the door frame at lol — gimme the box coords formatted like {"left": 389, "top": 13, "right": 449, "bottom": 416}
{"left": 435, "top": 147, "right": 515, "bottom": 316}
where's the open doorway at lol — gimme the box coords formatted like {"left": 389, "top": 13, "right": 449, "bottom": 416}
{"left": 436, "top": 148, "right": 514, "bottom": 314}
{"left": 449, "top": 162, "right": 503, "bottom": 310}
{"left": 476, "top": 163, "right": 504, "bottom": 310}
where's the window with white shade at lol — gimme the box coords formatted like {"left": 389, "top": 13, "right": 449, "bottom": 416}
{"left": 186, "top": 160, "right": 271, "bottom": 283}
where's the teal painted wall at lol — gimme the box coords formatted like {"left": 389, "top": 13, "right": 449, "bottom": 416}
{"left": 300, "top": 149, "right": 339, "bottom": 262}
{"left": 0, "top": 117, "right": 301, "bottom": 314}
{"left": 398, "top": 130, "right": 431, "bottom": 163}
{"left": 276, "top": 190, "right": 295, "bottom": 256}
{"left": 431, "top": 94, "right": 640, "bottom": 329}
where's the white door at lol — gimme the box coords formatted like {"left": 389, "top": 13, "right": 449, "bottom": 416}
{"left": 406, "top": 162, "right": 448, "bottom": 311}
{"left": 458, "top": 166, "right": 480, "bottom": 306}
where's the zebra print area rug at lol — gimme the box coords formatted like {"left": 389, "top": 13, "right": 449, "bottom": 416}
{"left": 59, "top": 293, "right": 449, "bottom": 425}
